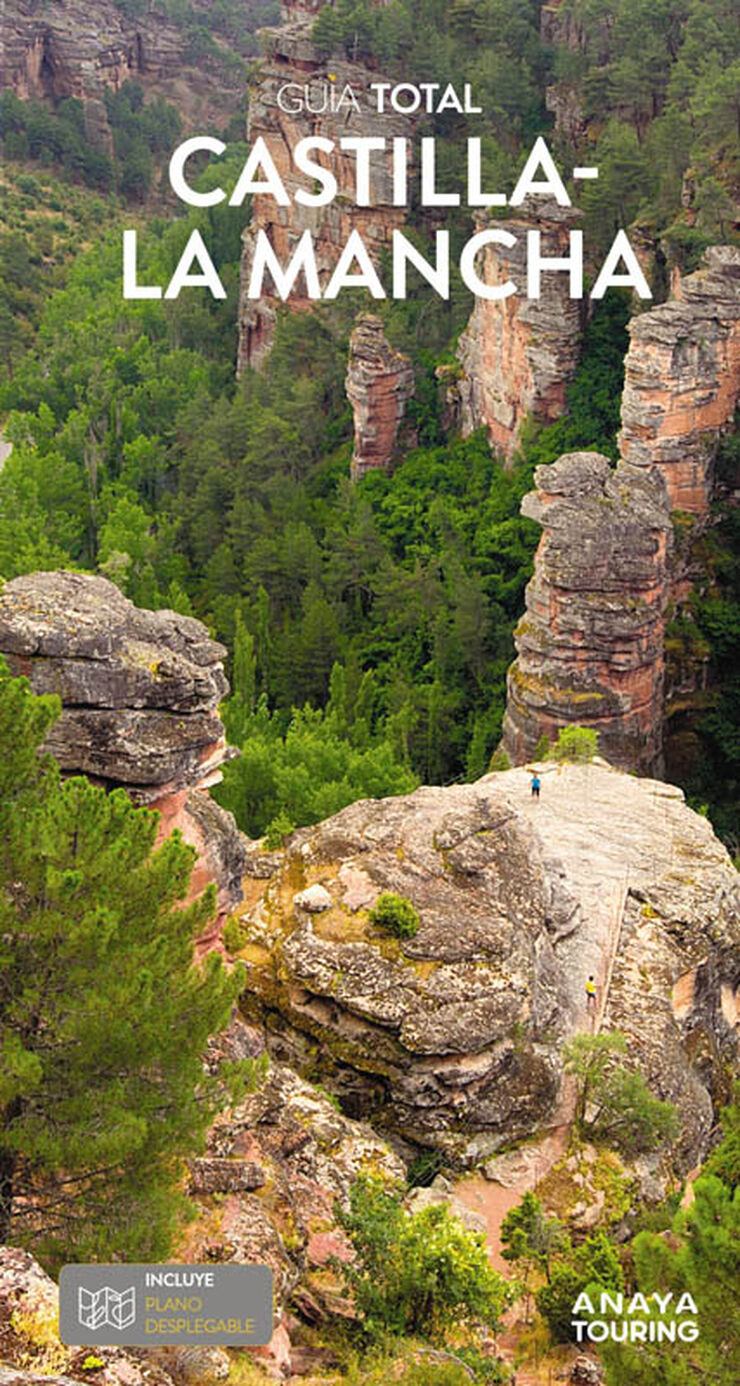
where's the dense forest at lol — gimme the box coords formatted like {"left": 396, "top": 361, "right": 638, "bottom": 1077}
{"left": 0, "top": 5, "right": 739, "bottom": 1384}
{"left": 0, "top": 0, "right": 738, "bottom": 847}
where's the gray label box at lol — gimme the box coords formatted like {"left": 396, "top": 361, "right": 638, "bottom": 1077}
{"left": 59, "top": 1264, "right": 273, "bottom": 1347}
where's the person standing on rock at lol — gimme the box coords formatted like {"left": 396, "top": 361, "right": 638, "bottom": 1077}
{"left": 530, "top": 773, "right": 541, "bottom": 799}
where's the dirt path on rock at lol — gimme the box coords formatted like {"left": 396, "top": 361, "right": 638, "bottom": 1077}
{"left": 457, "top": 762, "right": 683, "bottom": 1261}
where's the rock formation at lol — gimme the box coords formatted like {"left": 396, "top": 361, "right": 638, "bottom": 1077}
{"left": 619, "top": 246, "right": 740, "bottom": 515}
{"left": 237, "top": 1, "right": 416, "bottom": 371}
{"left": 456, "top": 199, "right": 584, "bottom": 458}
{"left": 0, "top": 571, "right": 245, "bottom": 936}
{"left": 346, "top": 315, "right": 415, "bottom": 479}
{"left": 501, "top": 452, "right": 673, "bottom": 774}
{"left": 189, "top": 1016, "right": 403, "bottom": 1375}
{"left": 1, "top": 0, "right": 244, "bottom": 152}
{"left": 0, "top": 1018, "right": 403, "bottom": 1383}
{"left": 232, "top": 761, "right": 738, "bottom": 1171}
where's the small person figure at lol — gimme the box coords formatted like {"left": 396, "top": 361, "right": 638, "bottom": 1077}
{"left": 586, "top": 975, "right": 597, "bottom": 1010}
{"left": 530, "top": 773, "right": 541, "bottom": 799}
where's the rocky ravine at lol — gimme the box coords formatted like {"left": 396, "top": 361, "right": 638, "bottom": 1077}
{"left": 2, "top": 0, "right": 245, "bottom": 152}
{"left": 233, "top": 760, "right": 739, "bottom": 1172}
{"left": 0, "top": 570, "right": 245, "bottom": 943}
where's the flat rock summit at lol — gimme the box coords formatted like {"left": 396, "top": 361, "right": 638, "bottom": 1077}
{"left": 236, "top": 760, "right": 739, "bottom": 1170}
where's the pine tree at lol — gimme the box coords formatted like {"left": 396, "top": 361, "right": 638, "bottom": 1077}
{"left": 0, "top": 658, "right": 247, "bottom": 1269}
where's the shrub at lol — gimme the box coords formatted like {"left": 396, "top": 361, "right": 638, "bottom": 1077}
{"left": 334, "top": 1173, "right": 509, "bottom": 1343}
{"left": 552, "top": 724, "right": 599, "bottom": 763}
{"left": 563, "top": 1032, "right": 678, "bottom": 1155}
{"left": 488, "top": 747, "right": 511, "bottom": 772}
{"left": 263, "top": 811, "right": 295, "bottom": 849}
{"left": 222, "top": 917, "right": 248, "bottom": 954}
{"left": 368, "top": 892, "right": 420, "bottom": 939}
{"left": 533, "top": 733, "right": 551, "bottom": 760}
{"left": 536, "top": 1232, "right": 624, "bottom": 1342}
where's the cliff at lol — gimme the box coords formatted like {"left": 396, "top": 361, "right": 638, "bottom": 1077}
{"left": 237, "top": 2, "right": 415, "bottom": 371}
{"left": 456, "top": 199, "right": 584, "bottom": 458}
{"left": 346, "top": 314, "right": 415, "bottom": 479}
{"left": 619, "top": 246, "right": 740, "bottom": 516}
{"left": 0, "top": 571, "right": 245, "bottom": 939}
{"left": 232, "top": 760, "right": 738, "bottom": 1172}
{"left": 501, "top": 452, "right": 672, "bottom": 774}
{"left": 1, "top": 0, "right": 245, "bottom": 152}
{"left": 499, "top": 247, "right": 739, "bottom": 771}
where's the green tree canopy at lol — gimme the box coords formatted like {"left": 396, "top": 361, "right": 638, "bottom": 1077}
{"left": 0, "top": 658, "right": 249, "bottom": 1269}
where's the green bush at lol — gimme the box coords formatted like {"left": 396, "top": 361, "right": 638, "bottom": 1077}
{"left": 222, "top": 917, "right": 248, "bottom": 954}
{"left": 334, "top": 1173, "right": 509, "bottom": 1343}
{"left": 263, "top": 810, "right": 295, "bottom": 849}
{"left": 488, "top": 747, "right": 511, "bottom": 772}
{"left": 533, "top": 733, "right": 551, "bottom": 760}
{"left": 368, "top": 892, "right": 420, "bottom": 940}
{"left": 563, "top": 1032, "right": 678, "bottom": 1155}
{"left": 552, "top": 725, "right": 600, "bottom": 763}
{"left": 536, "top": 1232, "right": 624, "bottom": 1342}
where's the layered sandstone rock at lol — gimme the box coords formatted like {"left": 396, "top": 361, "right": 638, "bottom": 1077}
{"left": 619, "top": 246, "right": 740, "bottom": 515}
{"left": 1, "top": 0, "right": 244, "bottom": 151}
{"left": 237, "top": 2, "right": 415, "bottom": 371}
{"left": 501, "top": 453, "right": 672, "bottom": 773}
{"left": 346, "top": 315, "right": 415, "bottom": 479}
{"left": 0, "top": 571, "right": 245, "bottom": 931}
{"left": 232, "top": 761, "right": 738, "bottom": 1170}
{"left": 456, "top": 199, "right": 584, "bottom": 458}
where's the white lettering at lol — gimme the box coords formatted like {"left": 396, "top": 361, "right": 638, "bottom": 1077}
{"left": 229, "top": 137, "right": 290, "bottom": 207}
{"left": 591, "top": 229, "right": 652, "bottom": 299}
{"left": 169, "top": 136, "right": 225, "bottom": 207}
{"left": 165, "top": 229, "right": 226, "bottom": 299}
{"left": 393, "top": 230, "right": 450, "bottom": 299}
{"left": 510, "top": 136, "right": 571, "bottom": 206}
{"left": 527, "top": 229, "right": 583, "bottom": 298}
{"left": 247, "top": 228, "right": 320, "bottom": 300}
{"left": 122, "top": 230, "right": 161, "bottom": 299}
{"left": 294, "top": 137, "right": 338, "bottom": 206}
{"left": 324, "top": 231, "right": 385, "bottom": 298}
{"left": 460, "top": 230, "right": 516, "bottom": 299}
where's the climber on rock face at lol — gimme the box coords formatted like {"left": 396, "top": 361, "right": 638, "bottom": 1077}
{"left": 530, "top": 772, "right": 541, "bottom": 799}
{"left": 586, "top": 976, "right": 597, "bottom": 1011}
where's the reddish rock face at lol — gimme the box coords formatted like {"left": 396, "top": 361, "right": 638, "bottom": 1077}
{"left": 237, "top": 3, "right": 415, "bottom": 372}
{"left": 619, "top": 247, "right": 740, "bottom": 515}
{"left": 346, "top": 314, "right": 415, "bottom": 479}
{"left": 501, "top": 452, "right": 673, "bottom": 773}
{"left": 2, "top": 0, "right": 245, "bottom": 152}
{"left": 456, "top": 199, "right": 584, "bottom": 459}
{"left": 0, "top": 571, "right": 245, "bottom": 936}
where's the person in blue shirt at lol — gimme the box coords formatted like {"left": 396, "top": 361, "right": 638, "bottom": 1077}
{"left": 530, "top": 773, "right": 541, "bottom": 798}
